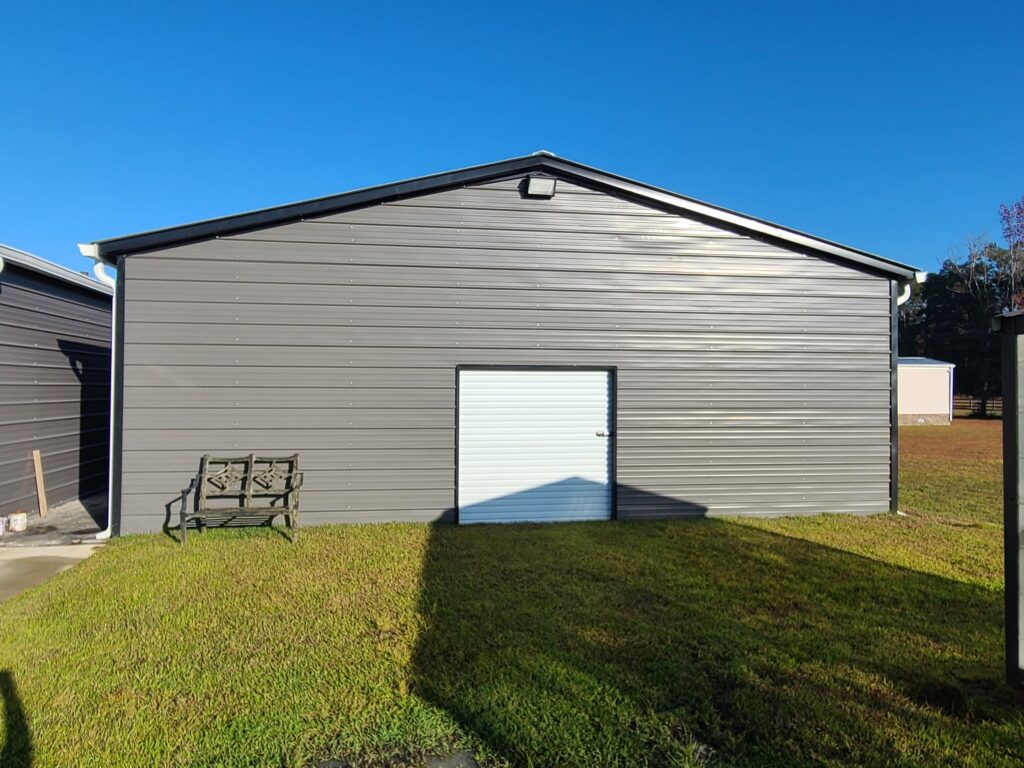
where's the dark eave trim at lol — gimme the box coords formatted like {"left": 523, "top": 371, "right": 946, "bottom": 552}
{"left": 91, "top": 153, "right": 919, "bottom": 279}
{"left": 0, "top": 242, "right": 113, "bottom": 297}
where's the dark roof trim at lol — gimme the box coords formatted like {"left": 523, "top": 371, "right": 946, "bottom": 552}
{"left": 91, "top": 152, "right": 919, "bottom": 279}
{"left": 0, "top": 243, "right": 113, "bottom": 296}
{"left": 993, "top": 310, "right": 1024, "bottom": 332}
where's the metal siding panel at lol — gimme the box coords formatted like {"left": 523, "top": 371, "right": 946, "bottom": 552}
{"left": 125, "top": 260, "right": 885, "bottom": 296}
{"left": 124, "top": 365, "right": 454, "bottom": 388}
{"left": 125, "top": 323, "right": 888, "bottom": 352}
{"left": 123, "top": 448, "right": 454, "bottom": 473}
{"left": 119, "top": 178, "right": 892, "bottom": 531}
{"left": 0, "top": 265, "right": 112, "bottom": 515}
{"left": 0, "top": 277, "right": 112, "bottom": 325}
{"left": 123, "top": 407, "right": 452, "bottom": 430}
{"left": 128, "top": 302, "right": 887, "bottom": 331}
{"left": 122, "top": 344, "right": 890, "bottom": 369}
{"left": 121, "top": 427, "right": 453, "bottom": 452}
{"left": 137, "top": 241, "right": 869, "bottom": 280}
{"left": 125, "top": 386, "right": 454, "bottom": 409}
{"left": 126, "top": 281, "right": 888, "bottom": 314}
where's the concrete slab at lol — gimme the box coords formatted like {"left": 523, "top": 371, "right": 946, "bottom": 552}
{"left": 0, "top": 495, "right": 106, "bottom": 547}
{"left": 0, "top": 544, "right": 101, "bottom": 602}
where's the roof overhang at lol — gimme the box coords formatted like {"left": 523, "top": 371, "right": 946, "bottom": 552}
{"left": 0, "top": 242, "right": 113, "bottom": 296}
{"left": 89, "top": 152, "right": 920, "bottom": 280}
{"left": 897, "top": 357, "right": 956, "bottom": 368}
{"left": 993, "top": 311, "right": 1024, "bottom": 332}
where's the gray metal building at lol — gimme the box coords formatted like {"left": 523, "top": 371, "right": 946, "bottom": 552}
{"left": 84, "top": 154, "right": 920, "bottom": 535}
{"left": 0, "top": 243, "right": 112, "bottom": 518}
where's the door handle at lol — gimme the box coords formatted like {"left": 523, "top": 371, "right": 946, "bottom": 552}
{"left": 596, "top": 431, "right": 614, "bottom": 437}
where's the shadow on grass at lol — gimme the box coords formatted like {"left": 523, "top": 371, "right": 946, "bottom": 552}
{"left": 0, "top": 670, "right": 32, "bottom": 768}
{"left": 411, "top": 504, "right": 1020, "bottom": 766}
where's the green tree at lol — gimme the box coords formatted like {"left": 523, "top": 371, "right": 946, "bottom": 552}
{"left": 899, "top": 239, "right": 1011, "bottom": 410}
{"left": 899, "top": 196, "right": 1024, "bottom": 412}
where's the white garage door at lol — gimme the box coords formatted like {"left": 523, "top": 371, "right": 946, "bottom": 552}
{"left": 457, "top": 369, "right": 612, "bottom": 524}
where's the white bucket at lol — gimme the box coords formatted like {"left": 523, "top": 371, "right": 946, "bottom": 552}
{"left": 8, "top": 511, "right": 27, "bottom": 532}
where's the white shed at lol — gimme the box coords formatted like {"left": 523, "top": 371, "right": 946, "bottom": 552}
{"left": 898, "top": 357, "right": 955, "bottom": 425}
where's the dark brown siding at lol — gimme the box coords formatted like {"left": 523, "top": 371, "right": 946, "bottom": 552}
{"left": 119, "top": 176, "right": 892, "bottom": 533}
{"left": 0, "top": 264, "right": 111, "bottom": 516}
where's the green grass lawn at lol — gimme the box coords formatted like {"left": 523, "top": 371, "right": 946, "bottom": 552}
{"left": 1, "top": 420, "right": 1021, "bottom": 767}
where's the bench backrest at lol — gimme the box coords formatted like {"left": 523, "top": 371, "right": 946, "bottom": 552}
{"left": 198, "top": 454, "right": 300, "bottom": 511}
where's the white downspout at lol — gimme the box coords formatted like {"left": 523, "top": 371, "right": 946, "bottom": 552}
{"left": 80, "top": 244, "right": 116, "bottom": 540}
{"left": 897, "top": 271, "right": 929, "bottom": 306}
{"left": 896, "top": 282, "right": 912, "bottom": 306}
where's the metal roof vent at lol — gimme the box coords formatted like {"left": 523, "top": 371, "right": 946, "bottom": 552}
{"left": 523, "top": 175, "right": 557, "bottom": 199}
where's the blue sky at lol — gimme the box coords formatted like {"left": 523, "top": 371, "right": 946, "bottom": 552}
{"left": 1, "top": 1, "right": 1021, "bottom": 274}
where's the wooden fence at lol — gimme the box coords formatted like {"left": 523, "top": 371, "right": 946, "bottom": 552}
{"left": 953, "top": 395, "right": 1003, "bottom": 418}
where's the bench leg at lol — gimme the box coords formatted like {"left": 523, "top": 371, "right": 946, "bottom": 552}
{"left": 178, "top": 477, "right": 197, "bottom": 548}
{"left": 179, "top": 495, "right": 188, "bottom": 547}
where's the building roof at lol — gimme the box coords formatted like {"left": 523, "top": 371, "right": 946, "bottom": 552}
{"left": 0, "top": 243, "right": 112, "bottom": 296}
{"left": 88, "top": 152, "right": 920, "bottom": 279}
{"left": 993, "top": 310, "right": 1024, "bottom": 332}
{"left": 898, "top": 356, "right": 956, "bottom": 368}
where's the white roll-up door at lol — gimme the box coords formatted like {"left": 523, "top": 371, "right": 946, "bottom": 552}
{"left": 457, "top": 369, "right": 612, "bottom": 523}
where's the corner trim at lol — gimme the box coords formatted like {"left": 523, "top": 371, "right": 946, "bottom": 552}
{"left": 1000, "top": 316, "right": 1022, "bottom": 688}
{"left": 110, "top": 256, "right": 126, "bottom": 536}
{"left": 890, "top": 280, "right": 899, "bottom": 512}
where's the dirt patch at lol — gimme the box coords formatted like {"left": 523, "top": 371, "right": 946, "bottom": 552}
{"left": 900, "top": 419, "right": 1001, "bottom": 464}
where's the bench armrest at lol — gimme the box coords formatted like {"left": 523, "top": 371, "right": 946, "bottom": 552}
{"left": 181, "top": 475, "right": 199, "bottom": 498}
{"left": 291, "top": 472, "right": 304, "bottom": 490}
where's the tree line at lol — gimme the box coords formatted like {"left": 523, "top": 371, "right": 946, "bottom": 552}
{"left": 899, "top": 196, "right": 1024, "bottom": 407}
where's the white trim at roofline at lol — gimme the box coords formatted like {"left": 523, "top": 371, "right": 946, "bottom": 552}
{"left": 0, "top": 242, "right": 113, "bottom": 296}
{"left": 898, "top": 357, "right": 956, "bottom": 368}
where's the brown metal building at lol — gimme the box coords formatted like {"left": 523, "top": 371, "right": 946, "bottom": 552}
{"left": 0, "top": 244, "right": 112, "bottom": 518}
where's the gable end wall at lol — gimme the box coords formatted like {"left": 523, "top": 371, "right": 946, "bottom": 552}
{"left": 117, "top": 177, "right": 892, "bottom": 532}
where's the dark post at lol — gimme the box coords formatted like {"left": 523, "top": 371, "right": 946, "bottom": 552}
{"left": 890, "top": 281, "right": 899, "bottom": 512}
{"left": 995, "top": 311, "right": 1024, "bottom": 689}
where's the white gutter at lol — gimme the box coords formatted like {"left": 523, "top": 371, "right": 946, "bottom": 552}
{"left": 897, "top": 271, "right": 929, "bottom": 306}
{"left": 79, "top": 243, "right": 116, "bottom": 540}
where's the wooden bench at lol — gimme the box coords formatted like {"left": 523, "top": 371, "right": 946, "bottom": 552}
{"left": 179, "top": 454, "right": 303, "bottom": 545}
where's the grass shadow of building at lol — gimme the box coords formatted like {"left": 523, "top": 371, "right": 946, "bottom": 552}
{"left": 410, "top": 481, "right": 1020, "bottom": 766}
